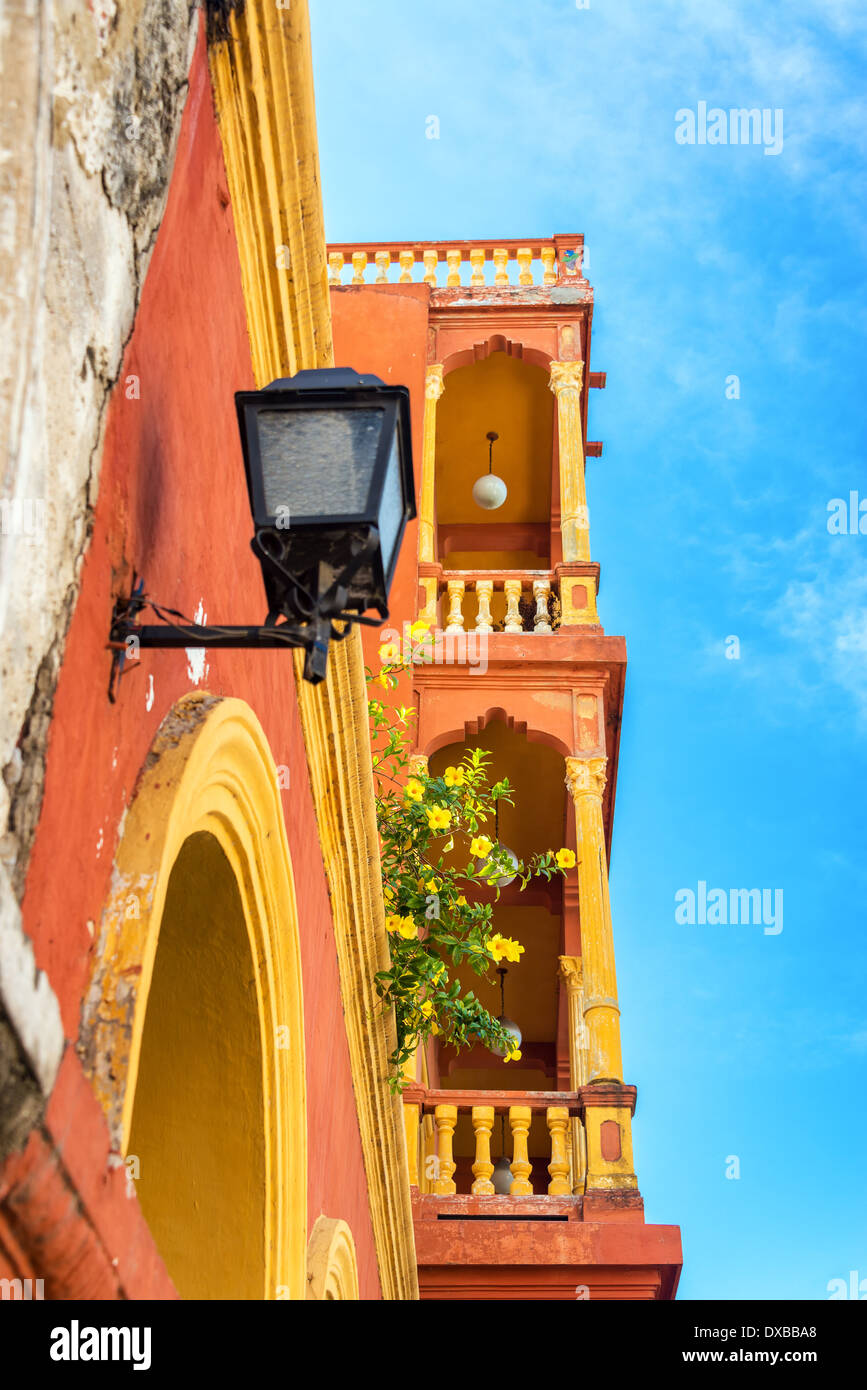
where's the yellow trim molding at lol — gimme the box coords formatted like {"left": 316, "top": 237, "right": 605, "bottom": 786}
{"left": 306, "top": 1217, "right": 360, "bottom": 1300}
{"left": 209, "top": 0, "right": 418, "bottom": 1300}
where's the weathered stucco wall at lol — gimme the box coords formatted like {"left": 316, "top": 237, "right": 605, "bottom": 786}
{"left": 0, "top": 0, "right": 198, "bottom": 1157}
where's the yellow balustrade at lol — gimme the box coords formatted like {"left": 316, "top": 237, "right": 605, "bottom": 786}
{"left": 532, "top": 578, "right": 552, "bottom": 633}
{"left": 508, "top": 1106, "right": 533, "bottom": 1195}
{"left": 475, "top": 579, "right": 494, "bottom": 634}
{"left": 503, "top": 578, "right": 523, "bottom": 633}
{"left": 433, "top": 1104, "right": 458, "bottom": 1195}
{"left": 559, "top": 955, "right": 588, "bottom": 1194}
{"left": 444, "top": 579, "right": 466, "bottom": 635}
{"left": 326, "top": 239, "right": 584, "bottom": 288}
{"left": 470, "top": 1106, "right": 495, "bottom": 1195}
{"left": 546, "top": 1107, "right": 571, "bottom": 1195}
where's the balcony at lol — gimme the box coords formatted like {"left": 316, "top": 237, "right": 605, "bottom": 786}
{"left": 327, "top": 236, "right": 586, "bottom": 289}
{"left": 405, "top": 1085, "right": 682, "bottom": 1300}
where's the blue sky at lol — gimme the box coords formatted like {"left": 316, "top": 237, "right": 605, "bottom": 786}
{"left": 309, "top": 0, "right": 867, "bottom": 1299}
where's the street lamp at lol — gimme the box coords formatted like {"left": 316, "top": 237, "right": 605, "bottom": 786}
{"left": 109, "top": 368, "right": 415, "bottom": 691}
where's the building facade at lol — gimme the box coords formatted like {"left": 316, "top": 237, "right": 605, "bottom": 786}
{"left": 330, "top": 239, "right": 683, "bottom": 1299}
{"left": 0, "top": 1, "right": 680, "bottom": 1301}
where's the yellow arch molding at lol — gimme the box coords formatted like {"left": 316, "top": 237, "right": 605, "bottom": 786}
{"left": 306, "top": 1217, "right": 360, "bottom": 1300}
{"left": 208, "top": 0, "right": 418, "bottom": 1299}
{"left": 80, "top": 693, "right": 307, "bottom": 1300}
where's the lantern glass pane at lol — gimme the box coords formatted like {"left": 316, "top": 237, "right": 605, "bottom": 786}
{"left": 257, "top": 407, "right": 384, "bottom": 518}
{"left": 377, "top": 428, "right": 404, "bottom": 581}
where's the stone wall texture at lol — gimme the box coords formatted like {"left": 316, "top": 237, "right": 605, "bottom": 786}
{"left": 0, "top": 0, "right": 198, "bottom": 1154}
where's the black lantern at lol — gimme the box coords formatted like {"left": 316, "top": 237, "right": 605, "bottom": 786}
{"left": 236, "top": 368, "right": 414, "bottom": 625}
{"left": 108, "top": 368, "right": 415, "bottom": 692}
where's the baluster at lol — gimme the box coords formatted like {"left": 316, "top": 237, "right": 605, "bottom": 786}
{"left": 508, "top": 1105, "right": 533, "bottom": 1195}
{"left": 328, "top": 251, "right": 345, "bottom": 285}
{"left": 541, "top": 245, "right": 556, "bottom": 287}
{"left": 446, "top": 249, "right": 462, "bottom": 287}
{"left": 493, "top": 247, "right": 509, "bottom": 285}
{"left": 471, "top": 1106, "right": 495, "bottom": 1195}
{"left": 547, "top": 1106, "right": 571, "bottom": 1195}
{"left": 475, "top": 579, "right": 493, "bottom": 634}
{"left": 533, "top": 578, "right": 552, "bottom": 634}
{"left": 374, "top": 250, "right": 390, "bottom": 283}
{"left": 470, "top": 248, "right": 486, "bottom": 286}
{"left": 399, "top": 249, "right": 415, "bottom": 283}
{"left": 423, "top": 249, "right": 438, "bottom": 286}
{"left": 445, "top": 579, "right": 466, "bottom": 635}
{"left": 433, "top": 1104, "right": 457, "bottom": 1194}
{"left": 351, "top": 250, "right": 367, "bottom": 284}
{"left": 503, "top": 578, "right": 523, "bottom": 633}
{"left": 517, "top": 246, "right": 533, "bottom": 285}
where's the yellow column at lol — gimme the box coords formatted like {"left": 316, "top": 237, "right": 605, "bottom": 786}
{"left": 549, "top": 360, "right": 590, "bottom": 563}
{"left": 564, "top": 758, "right": 621, "bottom": 1082}
{"left": 419, "top": 365, "right": 445, "bottom": 563}
{"left": 558, "top": 955, "right": 588, "bottom": 1194}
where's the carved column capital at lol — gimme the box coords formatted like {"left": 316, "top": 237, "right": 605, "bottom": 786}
{"left": 565, "top": 755, "right": 607, "bottom": 802}
{"left": 424, "top": 364, "right": 445, "bottom": 401}
{"left": 408, "top": 754, "right": 429, "bottom": 778}
{"left": 558, "top": 954, "right": 584, "bottom": 996}
{"left": 548, "top": 359, "right": 585, "bottom": 396}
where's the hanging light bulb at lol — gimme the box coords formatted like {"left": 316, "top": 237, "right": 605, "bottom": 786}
{"left": 489, "top": 966, "right": 523, "bottom": 1058}
{"left": 472, "top": 430, "right": 507, "bottom": 510}
{"left": 480, "top": 800, "right": 518, "bottom": 887}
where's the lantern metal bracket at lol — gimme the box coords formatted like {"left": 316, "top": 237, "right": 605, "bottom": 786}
{"left": 108, "top": 527, "right": 388, "bottom": 699}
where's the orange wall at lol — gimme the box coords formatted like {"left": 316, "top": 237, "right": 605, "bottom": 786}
{"left": 17, "top": 30, "right": 380, "bottom": 1299}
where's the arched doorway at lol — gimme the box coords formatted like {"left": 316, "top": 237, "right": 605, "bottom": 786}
{"left": 80, "top": 694, "right": 307, "bottom": 1298}
{"left": 127, "top": 832, "right": 266, "bottom": 1299}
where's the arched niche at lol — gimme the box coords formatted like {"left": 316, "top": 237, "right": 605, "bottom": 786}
{"left": 79, "top": 693, "right": 307, "bottom": 1299}
{"left": 435, "top": 351, "right": 555, "bottom": 568}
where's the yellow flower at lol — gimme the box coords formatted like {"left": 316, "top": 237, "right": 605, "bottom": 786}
{"left": 426, "top": 805, "right": 452, "bottom": 832}
{"left": 404, "top": 778, "right": 424, "bottom": 803}
{"left": 409, "top": 620, "right": 430, "bottom": 637}
{"left": 425, "top": 878, "right": 439, "bottom": 892}
{"left": 385, "top": 914, "right": 402, "bottom": 934}
{"left": 503, "top": 1046, "right": 522, "bottom": 1064}
{"left": 420, "top": 1000, "right": 434, "bottom": 1018}
{"left": 397, "top": 915, "right": 417, "bottom": 940}
{"left": 470, "top": 835, "right": 493, "bottom": 858}
{"left": 455, "top": 895, "right": 468, "bottom": 908}
{"left": 488, "top": 933, "right": 524, "bottom": 964}
{"left": 378, "top": 641, "right": 400, "bottom": 664}
{"left": 556, "top": 847, "right": 576, "bottom": 870}
{"left": 444, "top": 765, "right": 466, "bottom": 787}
